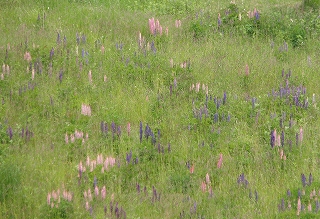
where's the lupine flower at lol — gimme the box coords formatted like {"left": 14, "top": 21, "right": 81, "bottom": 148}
{"left": 126, "top": 151, "right": 132, "bottom": 163}
{"left": 309, "top": 173, "right": 313, "bottom": 185}
{"left": 217, "top": 13, "right": 221, "bottom": 26}
{"left": 47, "top": 192, "right": 51, "bottom": 205}
{"left": 49, "top": 47, "right": 54, "bottom": 59}
{"left": 297, "top": 197, "right": 301, "bottom": 215}
{"left": 299, "top": 127, "right": 303, "bottom": 142}
{"left": 94, "top": 185, "right": 99, "bottom": 197}
{"left": 139, "top": 121, "right": 143, "bottom": 143}
{"left": 24, "top": 51, "right": 32, "bottom": 62}
{"left": 190, "top": 164, "right": 194, "bottom": 174}
{"left": 93, "top": 176, "right": 98, "bottom": 188}
{"left": 81, "top": 104, "right": 92, "bottom": 116}
{"left": 301, "top": 173, "right": 307, "bottom": 187}
{"left": 206, "top": 173, "right": 210, "bottom": 185}
{"left": 217, "top": 153, "right": 223, "bottom": 168}
{"left": 57, "top": 32, "right": 61, "bottom": 44}
{"left": 88, "top": 70, "right": 92, "bottom": 83}
{"left": 101, "top": 186, "right": 107, "bottom": 200}
{"left": 281, "top": 131, "right": 285, "bottom": 147}
{"left": 245, "top": 64, "right": 249, "bottom": 76}
{"left": 201, "top": 181, "right": 206, "bottom": 192}
{"left": 59, "top": 70, "right": 63, "bottom": 83}
{"left": 7, "top": 127, "right": 13, "bottom": 140}
{"left": 270, "top": 129, "right": 276, "bottom": 148}
{"left": 254, "top": 8, "right": 260, "bottom": 20}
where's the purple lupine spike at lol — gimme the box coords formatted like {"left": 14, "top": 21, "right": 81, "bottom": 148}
{"left": 151, "top": 133, "right": 156, "bottom": 145}
{"left": 49, "top": 47, "right": 54, "bottom": 59}
{"left": 126, "top": 151, "right": 132, "bottom": 163}
{"left": 157, "top": 143, "right": 161, "bottom": 153}
{"left": 57, "top": 32, "right": 61, "bottom": 44}
{"left": 63, "top": 35, "right": 67, "bottom": 45}
{"left": 281, "top": 130, "right": 285, "bottom": 147}
{"left": 254, "top": 9, "right": 260, "bottom": 20}
{"left": 117, "top": 125, "right": 121, "bottom": 137}
{"left": 81, "top": 34, "right": 86, "bottom": 44}
{"left": 237, "top": 173, "right": 245, "bottom": 185}
{"left": 139, "top": 121, "right": 143, "bottom": 143}
{"left": 111, "top": 122, "right": 116, "bottom": 134}
{"left": 216, "top": 100, "right": 221, "bottom": 110}
{"left": 252, "top": 97, "right": 256, "bottom": 109}
{"left": 100, "top": 121, "right": 105, "bottom": 133}
{"left": 110, "top": 201, "right": 113, "bottom": 215}
{"left": 7, "top": 127, "right": 13, "bottom": 140}
{"left": 59, "top": 70, "right": 63, "bottom": 83}
{"left": 136, "top": 183, "right": 140, "bottom": 193}
{"left": 309, "top": 173, "right": 313, "bottom": 185}
{"left": 223, "top": 92, "right": 227, "bottom": 104}
{"left": 301, "top": 173, "right": 307, "bottom": 187}
{"left": 280, "top": 199, "right": 285, "bottom": 211}
{"left": 145, "top": 124, "right": 149, "bottom": 140}
{"left": 81, "top": 48, "right": 85, "bottom": 58}
{"left": 186, "top": 161, "right": 190, "bottom": 169}
{"left": 298, "top": 189, "right": 301, "bottom": 197}
{"left": 270, "top": 129, "right": 276, "bottom": 148}
{"left": 168, "top": 143, "right": 171, "bottom": 152}
{"left": 214, "top": 113, "right": 219, "bottom": 123}
{"left": 76, "top": 33, "right": 80, "bottom": 45}
{"left": 104, "top": 205, "right": 107, "bottom": 215}
{"left": 169, "top": 84, "right": 173, "bottom": 96}
{"left": 150, "top": 41, "right": 156, "bottom": 54}
{"left": 287, "top": 189, "right": 291, "bottom": 197}
{"left": 93, "top": 176, "right": 97, "bottom": 188}
{"left": 288, "top": 139, "right": 292, "bottom": 151}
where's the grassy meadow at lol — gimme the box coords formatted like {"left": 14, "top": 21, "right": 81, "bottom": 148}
{"left": 1, "top": 0, "right": 320, "bottom": 218}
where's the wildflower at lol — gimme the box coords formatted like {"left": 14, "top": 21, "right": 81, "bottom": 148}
{"left": 47, "top": 193, "right": 51, "bottom": 205}
{"left": 309, "top": 173, "right": 313, "bottom": 185}
{"left": 201, "top": 181, "right": 206, "bottom": 192}
{"left": 190, "top": 164, "right": 194, "bottom": 174}
{"left": 217, "top": 13, "right": 221, "bottom": 26}
{"left": 299, "top": 127, "right": 303, "bottom": 142}
{"left": 217, "top": 153, "right": 223, "bottom": 168}
{"left": 301, "top": 173, "right": 307, "bottom": 187}
{"left": 49, "top": 47, "right": 54, "bottom": 59}
{"left": 139, "top": 121, "right": 143, "bottom": 143}
{"left": 7, "top": 127, "right": 13, "bottom": 140}
{"left": 254, "top": 8, "right": 260, "bottom": 20}
{"left": 297, "top": 197, "right": 301, "bottom": 215}
{"left": 59, "top": 70, "right": 63, "bottom": 83}
{"left": 24, "top": 51, "right": 32, "bottom": 62}
{"left": 245, "top": 64, "right": 249, "bottom": 76}
{"left": 88, "top": 70, "right": 92, "bottom": 83}
{"left": 206, "top": 173, "right": 210, "bottom": 185}
{"left": 101, "top": 186, "right": 106, "bottom": 199}
{"left": 149, "top": 18, "right": 155, "bottom": 35}
{"left": 270, "top": 129, "right": 276, "bottom": 148}
{"left": 94, "top": 186, "right": 99, "bottom": 197}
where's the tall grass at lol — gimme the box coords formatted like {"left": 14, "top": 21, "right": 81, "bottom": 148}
{"left": 0, "top": 0, "right": 319, "bottom": 218}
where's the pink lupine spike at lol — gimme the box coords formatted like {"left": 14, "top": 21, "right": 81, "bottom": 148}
{"left": 217, "top": 153, "right": 223, "bottom": 168}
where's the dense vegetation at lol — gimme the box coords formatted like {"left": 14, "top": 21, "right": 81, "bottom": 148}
{"left": 1, "top": 0, "right": 320, "bottom": 218}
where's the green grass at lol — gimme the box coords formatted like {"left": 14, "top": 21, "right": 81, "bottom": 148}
{"left": 0, "top": 0, "right": 320, "bottom": 218}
